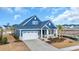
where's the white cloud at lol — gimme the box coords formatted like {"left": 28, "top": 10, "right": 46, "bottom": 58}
{"left": 14, "top": 14, "right": 21, "bottom": 20}
{"left": 7, "top": 8, "right": 13, "bottom": 12}
{"left": 14, "top": 7, "right": 23, "bottom": 11}
{"left": 53, "top": 10, "right": 70, "bottom": 22}
{"left": 1, "top": 7, "right": 13, "bottom": 13}
{"left": 51, "top": 7, "right": 79, "bottom": 24}
{"left": 45, "top": 16, "right": 54, "bottom": 20}
{"left": 1, "top": 7, "right": 28, "bottom": 13}
{"left": 14, "top": 7, "right": 28, "bottom": 13}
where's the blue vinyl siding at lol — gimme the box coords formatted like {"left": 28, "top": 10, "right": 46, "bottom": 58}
{"left": 46, "top": 21, "right": 56, "bottom": 29}
{"left": 24, "top": 17, "right": 41, "bottom": 26}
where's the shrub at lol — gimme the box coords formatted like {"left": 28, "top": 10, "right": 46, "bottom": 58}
{"left": 12, "top": 34, "right": 22, "bottom": 42}
{"left": 63, "top": 36, "right": 78, "bottom": 41}
{"left": 52, "top": 37, "right": 66, "bottom": 43}
{"left": 48, "top": 37, "right": 53, "bottom": 41}
{"left": 12, "top": 34, "right": 19, "bottom": 40}
{"left": 1, "top": 37, "right": 8, "bottom": 44}
{"left": 0, "top": 37, "right": 2, "bottom": 42}
{"left": 13, "top": 34, "right": 19, "bottom": 39}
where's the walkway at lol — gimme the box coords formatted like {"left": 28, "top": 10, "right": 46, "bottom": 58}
{"left": 23, "top": 40, "right": 59, "bottom": 51}
{"left": 61, "top": 45, "right": 79, "bottom": 51}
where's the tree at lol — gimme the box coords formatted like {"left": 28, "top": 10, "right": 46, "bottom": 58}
{"left": 56, "top": 25, "right": 63, "bottom": 39}
{"left": 0, "top": 27, "right": 3, "bottom": 41}
{"left": 9, "top": 26, "right": 15, "bottom": 33}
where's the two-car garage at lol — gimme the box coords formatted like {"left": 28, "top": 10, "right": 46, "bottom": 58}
{"left": 22, "top": 31, "right": 39, "bottom": 40}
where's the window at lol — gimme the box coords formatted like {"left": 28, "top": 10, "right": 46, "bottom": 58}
{"left": 49, "top": 23, "right": 51, "bottom": 26}
{"left": 34, "top": 17, "right": 36, "bottom": 20}
{"left": 32, "top": 21, "right": 38, "bottom": 25}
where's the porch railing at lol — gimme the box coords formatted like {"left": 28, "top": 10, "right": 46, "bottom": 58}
{"left": 43, "top": 34, "right": 57, "bottom": 38}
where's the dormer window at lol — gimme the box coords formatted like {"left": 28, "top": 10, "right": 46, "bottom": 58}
{"left": 32, "top": 21, "right": 38, "bottom": 25}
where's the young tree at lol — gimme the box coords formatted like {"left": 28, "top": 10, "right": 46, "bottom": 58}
{"left": 56, "top": 25, "right": 63, "bottom": 39}
{"left": 0, "top": 27, "right": 3, "bottom": 41}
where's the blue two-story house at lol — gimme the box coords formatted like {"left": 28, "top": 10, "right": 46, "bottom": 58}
{"left": 14, "top": 15, "right": 57, "bottom": 40}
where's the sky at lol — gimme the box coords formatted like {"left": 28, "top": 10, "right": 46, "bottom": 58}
{"left": 0, "top": 7, "right": 79, "bottom": 26}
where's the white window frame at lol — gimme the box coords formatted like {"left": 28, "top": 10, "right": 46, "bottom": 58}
{"left": 32, "top": 21, "right": 38, "bottom": 25}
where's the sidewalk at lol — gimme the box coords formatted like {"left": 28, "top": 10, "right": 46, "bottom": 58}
{"left": 61, "top": 45, "right": 79, "bottom": 51}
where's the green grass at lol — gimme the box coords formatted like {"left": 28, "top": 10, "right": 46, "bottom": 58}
{"left": 66, "top": 35, "right": 79, "bottom": 40}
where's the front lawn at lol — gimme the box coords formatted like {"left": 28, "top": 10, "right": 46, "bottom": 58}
{"left": 0, "top": 34, "right": 30, "bottom": 51}
{"left": 45, "top": 36, "right": 79, "bottom": 48}
{"left": 63, "top": 35, "right": 79, "bottom": 41}
{"left": 51, "top": 39, "right": 79, "bottom": 48}
{"left": 0, "top": 42, "right": 30, "bottom": 51}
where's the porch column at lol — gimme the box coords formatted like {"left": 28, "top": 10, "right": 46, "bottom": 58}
{"left": 55, "top": 29, "right": 58, "bottom": 37}
{"left": 19, "top": 30, "right": 21, "bottom": 39}
{"left": 41, "top": 29, "right": 43, "bottom": 39}
{"left": 47, "top": 30, "right": 49, "bottom": 38}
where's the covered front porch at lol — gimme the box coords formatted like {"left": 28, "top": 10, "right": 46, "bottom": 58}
{"left": 40, "top": 29, "right": 57, "bottom": 39}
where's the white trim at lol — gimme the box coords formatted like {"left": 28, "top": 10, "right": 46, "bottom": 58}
{"left": 41, "top": 20, "right": 54, "bottom": 29}
{"left": 41, "top": 21, "right": 49, "bottom": 29}
{"left": 55, "top": 29, "right": 58, "bottom": 37}
{"left": 45, "top": 25, "right": 51, "bottom": 30}
{"left": 19, "top": 29, "right": 41, "bottom": 30}
{"left": 19, "top": 30, "right": 21, "bottom": 39}
{"left": 41, "top": 21, "right": 55, "bottom": 30}
{"left": 47, "top": 29, "right": 49, "bottom": 38}
{"left": 41, "top": 29, "right": 43, "bottom": 38}
{"left": 19, "top": 29, "right": 44, "bottom": 39}
{"left": 23, "top": 16, "right": 34, "bottom": 26}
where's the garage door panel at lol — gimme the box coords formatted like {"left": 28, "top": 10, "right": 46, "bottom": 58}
{"left": 22, "top": 31, "right": 38, "bottom": 40}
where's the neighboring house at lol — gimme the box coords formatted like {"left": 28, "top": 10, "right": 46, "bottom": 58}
{"left": 3, "top": 25, "right": 13, "bottom": 34}
{"left": 62, "top": 24, "right": 79, "bottom": 35}
{"left": 14, "top": 15, "right": 57, "bottom": 40}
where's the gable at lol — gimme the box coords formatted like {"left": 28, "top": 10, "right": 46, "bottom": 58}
{"left": 42, "top": 25, "right": 49, "bottom": 30}
{"left": 23, "top": 16, "right": 41, "bottom": 26}
{"left": 20, "top": 16, "right": 34, "bottom": 26}
{"left": 46, "top": 21, "right": 56, "bottom": 29}
{"left": 42, "top": 21, "right": 56, "bottom": 29}
{"left": 17, "top": 15, "right": 56, "bottom": 29}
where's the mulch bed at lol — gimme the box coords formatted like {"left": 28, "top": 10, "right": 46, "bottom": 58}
{"left": 14, "top": 40, "right": 22, "bottom": 42}
{"left": 46, "top": 37, "right": 66, "bottom": 44}
{"left": 52, "top": 37, "right": 66, "bottom": 43}
{"left": 0, "top": 42, "right": 9, "bottom": 45}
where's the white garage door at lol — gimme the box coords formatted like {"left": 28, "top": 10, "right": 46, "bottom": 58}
{"left": 22, "top": 31, "right": 38, "bottom": 40}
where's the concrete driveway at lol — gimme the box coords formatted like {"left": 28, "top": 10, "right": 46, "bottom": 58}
{"left": 23, "top": 39, "right": 79, "bottom": 51}
{"left": 23, "top": 39, "right": 59, "bottom": 51}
